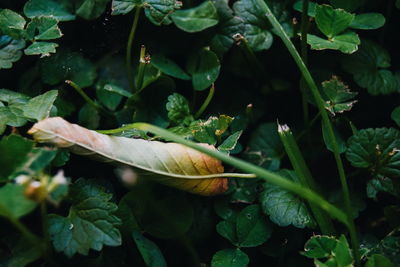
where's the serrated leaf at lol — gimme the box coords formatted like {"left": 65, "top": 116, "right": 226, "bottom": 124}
{"left": 0, "top": 35, "right": 25, "bottom": 69}
{"left": 346, "top": 128, "right": 400, "bottom": 178}
{"left": 27, "top": 117, "right": 248, "bottom": 196}
{"left": 151, "top": 54, "right": 190, "bottom": 80}
{"left": 233, "top": 0, "right": 273, "bottom": 52}
{"left": 342, "top": 39, "right": 398, "bottom": 95}
{"left": 210, "top": 0, "right": 244, "bottom": 55}
{"left": 0, "top": 183, "right": 37, "bottom": 219}
{"left": 315, "top": 4, "right": 354, "bottom": 38}
{"left": 74, "top": 0, "right": 110, "bottom": 20}
{"left": 24, "top": 41, "right": 58, "bottom": 56}
{"left": 24, "top": 0, "right": 76, "bottom": 21}
{"left": 132, "top": 230, "right": 167, "bottom": 267}
{"left": 166, "top": 93, "right": 193, "bottom": 126}
{"left": 171, "top": 1, "right": 218, "bottom": 33}
{"left": 349, "top": 13, "right": 385, "bottom": 30}
{"left": 40, "top": 49, "right": 97, "bottom": 88}
{"left": 0, "top": 9, "right": 26, "bottom": 39}
{"left": 391, "top": 106, "right": 400, "bottom": 127}
{"left": 260, "top": 169, "right": 315, "bottom": 228}
{"left": 307, "top": 31, "right": 360, "bottom": 54}
{"left": 143, "top": 0, "right": 181, "bottom": 26}
{"left": 111, "top": 0, "right": 140, "bottom": 15}
{"left": 211, "top": 249, "right": 249, "bottom": 267}
{"left": 48, "top": 179, "right": 121, "bottom": 257}
{"left": 187, "top": 48, "right": 220, "bottom": 91}
{"left": 321, "top": 76, "right": 357, "bottom": 115}
{"left": 236, "top": 204, "right": 271, "bottom": 247}
{"left": 23, "top": 90, "right": 58, "bottom": 121}
{"left": 25, "top": 16, "right": 63, "bottom": 41}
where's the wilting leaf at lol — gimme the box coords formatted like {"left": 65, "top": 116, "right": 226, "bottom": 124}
{"left": 26, "top": 117, "right": 252, "bottom": 196}
{"left": 0, "top": 35, "right": 25, "bottom": 69}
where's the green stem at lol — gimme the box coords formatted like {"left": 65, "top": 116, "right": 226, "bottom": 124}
{"left": 278, "top": 123, "right": 335, "bottom": 235}
{"left": 131, "top": 122, "right": 349, "bottom": 227}
{"left": 239, "top": 39, "right": 267, "bottom": 79}
{"left": 258, "top": 2, "right": 360, "bottom": 265}
{"left": 300, "top": 0, "right": 310, "bottom": 130}
{"left": 136, "top": 45, "right": 147, "bottom": 92}
{"left": 126, "top": 6, "right": 142, "bottom": 91}
{"left": 194, "top": 84, "right": 215, "bottom": 119}
{"left": 65, "top": 80, "right": 101, "bottom": 111}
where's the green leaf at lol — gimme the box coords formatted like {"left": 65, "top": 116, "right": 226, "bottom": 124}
{"left": 329, "top": 0, "right": 365, "bottom": 12}
{"left": 111, "top": 0, "right": 140, "bottom": 15}
{"left": 192, "top": 115, "right": 233, "bottom": 145}
{"left": 321, "top": 76, "right": 358, "bottom": 115}
{"left": 0, "top": 9, "right": 26, "bottom": 39}
{"left": 346, "top": 128, "right": 400, "bottom": 178}
{"left": 366, "top": 254, "right": 395, "bottom": 267}
{"left": 0, "top": 235, "right": 42, "bottom": 267}
{"left": 216, "top": 219, "right": 237, "bottom": 244}
{"left": 166, "top": 93, "right": 193, "bottom": 126}
{"left": 0, "top": 183, "right": 37, "bottom": 219}
{"left": 210, "top": 0, "right": 244, "bottom": 55}
{"left": 366, "top": 176, "right": 399, "bottom": 199}
{"left": 132, "top": 230, "right": 167, "bottom": 267}
{"left": 0, "top": 105, "right": 28, "bottom": 127}
{"left": 369, "top": 235, "right": 400, "bottom": 264}
{"left": 244, "top": 123, "right": 283, "bottom": 171}
{"left": 24, "top": 0, "right": 76, "bottom": 21}
{"left": 260, "top": 169, "right": 315, "bottom": 229}
{"left": 40, "top": 49, "right": 97, "bottom": 88}
{"left": 218, "top": 131, "right": 242, "bottom": 153}
{"left": 0, "top": 88, "right": 29, "bottom": 104}
{"left": 391, "top": 106, "right": 400, "bottom": 127}
{"left": 78, "top": 103, "right": 100, "bottom": 129}
{"left": 96, "top": 83, "right": 125, "bottom": 111}
{"left": 187, "top": 48, "right": 220, "bottom": 91}
{"left": 143, "top": 0, "right": 182, "bottom": 26}
{"left": 315, "top": 4, "right": 354, "bottom": 38}
{"left": 12, "top": 148, "right": 57, "bottom": 177}
{"left": 48, "top": 179, "right": 121, "bottom": 257}
{"left": 171, "top": 1, "right": 218, "bottom": 33}
{"left": 151, "top": 54, "right": 190, "bottom": 80}
{"left": 233, "top": 0, "right": 273, "bottom": 51}
{"left": 236, "top": 204, "right": 272, "bottom": 247}
{"left": 293, "top": 0, "right": 317, "bottom": 17}
{"left": 211, "top": 249, "right": 249, "bottom": 267}
{"left": 350, "top": 13, "right": 385, "bottom": 30}
{"left": 23, "top": 90, "right": 58, "bottom": 121}
{"left": 0, "top": 35, "right": 25, "bottom": 69}
{"left": 342, "top": 39, "right": 398, "bottom": 95}
{"left": 0, "top": 135, "right": 34, "bottom": 179}
{"left": 322, "top": 120, "right": 347, "bottom": 154}
{"left": 307, "top": 31, "right": 360, "bottom": 54}
{"left": 24, "top": 41, "right": 58, "bottom": 56}
{"left": 25, "top": 17, "right": 63, "bottom": 41}
{"left": 74, "top": 0, "right": 111, "bottom": 20}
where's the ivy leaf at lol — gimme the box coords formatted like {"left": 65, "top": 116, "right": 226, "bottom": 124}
{"left": 132, "top": 230, "right": 167, "bottom": 267}
{"left": 25, "top": 17, "right": 63, "bottom": 41}
{"left": 171, "top": 1, "right": 219, "bottom": 33}
{"left": 111, "top": 0, "right": 140, "bottom": 15}
{"left": 23, "top": 0, "right": 76, "bottom": 21}
{"left": 0, "top": 183, "right": 37, "bottom": 219}
{"left": 307, "top": 31, "right": 360, "bottom": 54}
{"left": 187, "top": 48, "right": 220, "bottom": 91}
{"left": 260, "top": 169, "right": 315, "bottom": 228}
{"left": 151, "top": 54, "right": 190, "bottom": 80}
{"left": 210, "top": 0, "right": 244, "bottom": 55}
{"left": 391, "top": 106, "right": 400, "bottom": 127}
{"left": 315, "top": 4, "right": 354, "bottom": 38}
{"left": 23, "top": 90, "right": 58, "bottom": 121}
{"left": 166, "top": 93, "right": 193, "bottom": 126}
{"left": 24, "top": 41, "right": 58, "bottom": 56}
{"left": 48, "top": 179, "right": 122, "bottom": 257}
{"left": 233, "top": 0, "right": 273, "bottom": 52}
{"left": 349, "top": 13, "right": 385, "bottom": 30}
{"left": 0, "top": 35, "right": 25, "bottom": 69}
{"left": 321, "top": 76, "right": 358, "bottom": 115}
{"left": 143, "top": 0, "right": 182, "bottom": 26}
{"left": 74, "top": 0, "right": 111, "bottom": 20}
{"left": 342, "top": 39, "right": 398, "bottom": 95}
{"left": 211, "top": 249, "right": 249, "bottom": 267}
{"left": 0, "top": 9, "right": 26, "bottom": 39}
{"left": 346, "top": 128, "right": 400, "bottom": 178}
{"left": 40, "top": 49, "right": 97, "bottom": 88}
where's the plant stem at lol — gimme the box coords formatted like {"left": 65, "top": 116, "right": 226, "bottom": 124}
{"left": 131, "top": 122, "right": 349, "bottom": 227}
{"left": 300, "top": 0, "right": 310, "bottom": 130}
{"left": 65, "top": 80, "right": 101, "bottom": 111}
{"left": 258, "top": 2, "right": 360, "bottom": 265}
{"left": 278, "top": 123, "right": 335, "bottom": 235}
{"left": 194, "top": 84, "right": 215, "bottom": 119}
{"left": 136, "top": 45, "right": 147, "bottom": 92}
{"left": 126, "top": 6, "right": 141, "bottom": 91}
{"left": 239, "top": 39, "right": 267, "bottom": 79}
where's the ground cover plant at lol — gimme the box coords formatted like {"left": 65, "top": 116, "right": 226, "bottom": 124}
{"left": 0, "top": 0, "right": 399, "bottom": 266}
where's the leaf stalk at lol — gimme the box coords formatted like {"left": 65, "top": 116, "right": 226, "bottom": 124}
{"left": 126, "top": 6, "right": 142, "bottom": 91}
{"left": 194, "top": 84, "right": 215, "bottom": 119}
